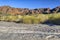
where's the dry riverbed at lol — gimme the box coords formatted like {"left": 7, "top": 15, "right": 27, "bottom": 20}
{"left": 0, "top": 21, "right": 60, "bottom": 40}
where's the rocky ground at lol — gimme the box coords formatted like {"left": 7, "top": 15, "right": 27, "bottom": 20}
{"left": 0, "top": 21, "right": 60, "bottom": 40}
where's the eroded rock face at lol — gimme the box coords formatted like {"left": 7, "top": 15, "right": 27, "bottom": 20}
{"left": 0, "top": 6, "right": 60, "bottom": 15}
{"left": 51, "top": 6, "right": 60, "bottom": 13}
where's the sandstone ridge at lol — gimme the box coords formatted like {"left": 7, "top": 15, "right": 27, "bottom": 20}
{"left": 0, "top": 6, "right": 60, "bottom": 15}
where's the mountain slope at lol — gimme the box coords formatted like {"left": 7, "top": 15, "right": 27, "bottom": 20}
{"left": 0, "top": 6, "right": 60, "bottom": 15}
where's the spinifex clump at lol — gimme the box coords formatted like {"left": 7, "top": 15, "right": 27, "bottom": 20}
{"left": 0, "top": 13, "right": 60, "bottom": 24}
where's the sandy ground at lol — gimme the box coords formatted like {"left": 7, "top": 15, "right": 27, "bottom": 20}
{"left": 0, "top": 21, "right": 60, "bottom": 40}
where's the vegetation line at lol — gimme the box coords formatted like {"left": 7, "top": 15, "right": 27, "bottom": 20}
{"left": 0, "top": 13, "right": 60, "bottom": 25}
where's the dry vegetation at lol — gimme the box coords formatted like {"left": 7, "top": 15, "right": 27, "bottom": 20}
{"left": 0, "top": 13, "right": 60, "bottom": 24}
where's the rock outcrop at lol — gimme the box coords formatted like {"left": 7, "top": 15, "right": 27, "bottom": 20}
{"left": 0, "top": 6, "right": 60, "bottom": 15}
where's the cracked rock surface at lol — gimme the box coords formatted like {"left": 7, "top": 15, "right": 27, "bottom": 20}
{"left": 0, "top": 21, "right": 60, "bottom": 40}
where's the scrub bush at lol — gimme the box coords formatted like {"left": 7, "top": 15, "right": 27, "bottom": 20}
{"left": 23, "top": 15, "right": 32, "bottom": 24}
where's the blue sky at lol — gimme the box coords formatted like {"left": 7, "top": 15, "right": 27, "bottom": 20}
{"left": 0, "top": 0, "right": 60, "bottom": 9}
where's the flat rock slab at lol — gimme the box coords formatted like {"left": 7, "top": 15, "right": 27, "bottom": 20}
{"left": 0, "top": 33, "right": 46, "bottom": 40}
{"left": 0, "top": 33, "right": 60, "bottom": 40}
{"left": 0, "top": 21, "right": 60, "bottom": 40}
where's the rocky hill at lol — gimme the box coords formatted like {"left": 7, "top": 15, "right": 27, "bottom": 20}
{"left": 0, "top": 6, "right": 60, "bottom": 15}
